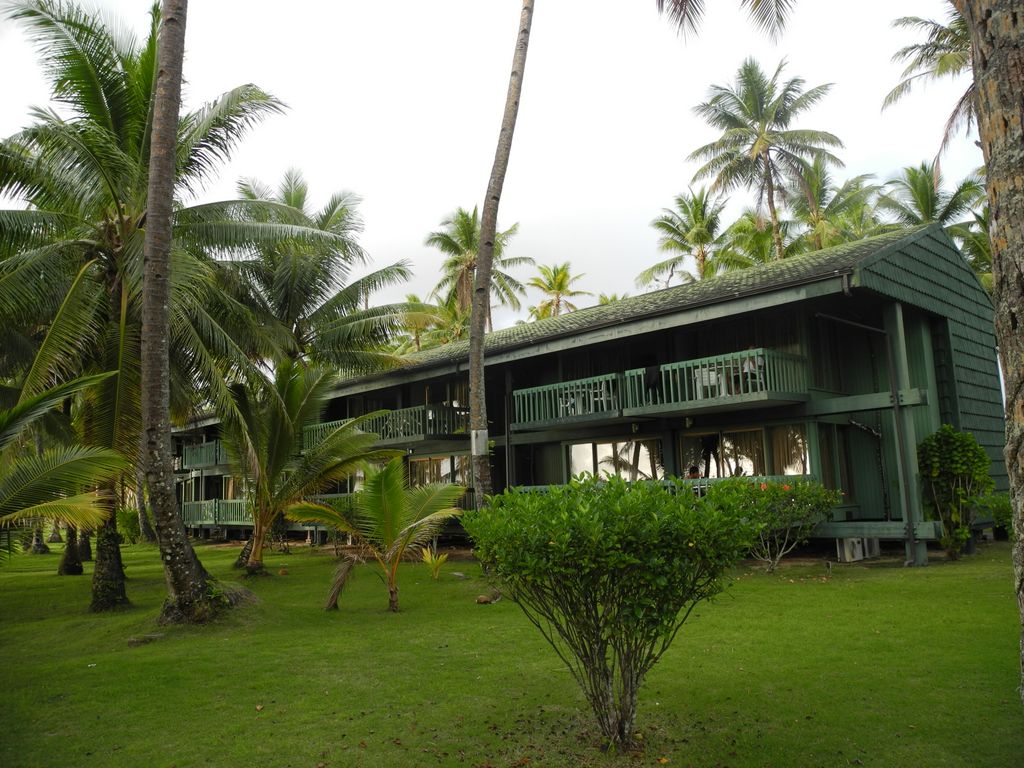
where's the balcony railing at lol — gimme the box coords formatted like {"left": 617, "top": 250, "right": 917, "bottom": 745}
{"left": 512, "top": 373, "right": 621, "bottom": 428}
{"left": 303, "top": 404, "right": 469, "bottom": 450}
{"left": 179, "top": 498, "right": 333, "bottom": 529}
{"left": 622, "top": 348, "right": 807, "bottom": 413}
{"left": 181, "top": 440, "right": 228, "bottom": 470}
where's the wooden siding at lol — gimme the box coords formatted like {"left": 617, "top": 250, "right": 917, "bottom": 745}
{"left": 856, "top": 229, "right": 1007, "bottom": 489}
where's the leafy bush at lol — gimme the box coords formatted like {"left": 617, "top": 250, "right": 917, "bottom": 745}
{"left": 978, "top": 493, "right": 1014, "bottom": 540}
{"left": 464, "top": 476, "right": 754, "bottom": 750}
{"left": 115, "top": 506, "right": 141, "bottom": 544}
{"left": 917, "top": 425, "right": 994, "bottom": 558}
{"left": 705, "top": 479, "right": 841, "bottom": 572}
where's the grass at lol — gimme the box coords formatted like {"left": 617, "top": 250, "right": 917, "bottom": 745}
{"left": 0, "top": 541, "right": 1021, "bottom": 767}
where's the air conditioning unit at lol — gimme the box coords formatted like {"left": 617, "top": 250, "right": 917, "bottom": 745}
{"left": 836, "top": 537, "right": 881, "bottom": 562}
{"left": 837, "top": 537, "right": 865, "bottom": 562}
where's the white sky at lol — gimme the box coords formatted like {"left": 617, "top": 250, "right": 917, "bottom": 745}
{"left": 0, "top": 1, "right": 979, "bottom": 328}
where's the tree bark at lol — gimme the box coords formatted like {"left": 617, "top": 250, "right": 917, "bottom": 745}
{"left": 469, "top": 0, "right": 535, "bottom": 506}
{"left": 90, "top": 496, "right": 128, "bottom": 611}
{"left": 77, "top": 531, "right": 92, "bottom": 562}
{"left": 58, "top": 525, "right": 82, "bottom": 576}
{"left": 763, "top": 156, "right": 785, "bottom": 260}
{"left": 28, "top": 526, "right": 49, "bottom": 555}
{"left": 954, "top": 0, "right": 1024, "bottom": 703}
{"left": 135, "top": 466, "right": 157, "bottom": 543}
{"left": 141, "top": 0, "right": 223, "bottom": 623}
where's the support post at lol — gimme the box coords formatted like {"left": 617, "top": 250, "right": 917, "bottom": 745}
{"left": 883, "top": 303, "right": 928, "bottom": 566}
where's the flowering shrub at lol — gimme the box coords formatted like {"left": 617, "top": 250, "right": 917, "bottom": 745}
{"left": 705, "top": 479, "right": 841, "bottom": 571}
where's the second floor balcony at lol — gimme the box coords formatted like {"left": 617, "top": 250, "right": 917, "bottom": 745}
{"left": 303, "top": 403, "right": 470, "bottom": 451}
{"left": 181, "top": 440, "right": 229, "bottom": 471}
{"left": 511, "top": 348, "right": 808, "bottom": 431}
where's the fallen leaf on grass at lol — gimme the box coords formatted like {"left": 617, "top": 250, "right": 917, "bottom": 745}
{"left": 255, "top": 705, "right": 264, "bottom": 712}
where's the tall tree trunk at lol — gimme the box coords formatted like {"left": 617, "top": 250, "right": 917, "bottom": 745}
{"left": 28, "top": 525, "right": 49, "bottom": 555}
{"left": 77, "top": 531, "right": 92, "bottom": 562}
{"left": 469, "top": 0, "right": 535, "bottom": 506}
{"left": 58, "top": 525, "right": 82, "bottom": 576}
{"left": 955, "top": 0, "right": 1024, "bottom": 704}
{"left": 135, "top": 466, "right": 157, "bottom": 543}
{"left": 90, "top": 492, "right": 128, "bottom": 611}
{"left": 763, "top": 156, "right": 785, "bottom": 261}
{"left": 141, "top": 0, "right": 223, "bottom": 623}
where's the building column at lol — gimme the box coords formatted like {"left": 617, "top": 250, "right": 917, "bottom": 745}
{"left": 883, "top": 303, "right": 928, "bottom": 566}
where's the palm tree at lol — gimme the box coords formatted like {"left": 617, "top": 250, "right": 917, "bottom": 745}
{"left": 883, "top": 3, "right": 974, "bottom": 158}
{"left": 0, "top": 0, "right": 346, "bottom": 610}
{"left": 876, "top": 161, "right": 984, "bottom": 230}
{"left": 426, "top": 206, "right": 531, "bottom": 330}
{"left": 139, "top": 0, "right": 217, "bottom": 623}
{"left": 949, "top": 207, "right": 993, "bottom": 291}
{"left": 218, "top": 360, "right": 398, "bottom": 574}
{"left": 0, "top": 374, "right": 125, "bottom": 534}
{"left": 233, "top": 169, "right": 412, "bottom": 371}
{"left": 786, "top": 158, "right": 881, "bottom": 251}
{"left": 287, "top": 456, "right": 464, "bottom": 611}
{"left": 951, "top": 1, "right": 1024, "bottom": 702}
{"left": 640, "top": 187, "right": 729, "bottom": 287}
{"left": 597, "top": 293, "right": 629, "bottom": 305}
{"left": 689, "top": 58, "right": 844, "bottom": 261}
{"left": 723, "top": 210, "right": 798, "bottom": 267}
{"left": 466, "top": 0, "right": 803, "bottom": 506}
{"left": 527, "top": 263, "right": 590, "bottom": 318}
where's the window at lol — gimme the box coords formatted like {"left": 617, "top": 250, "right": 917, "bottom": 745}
{"left": 566, "top": 439, "right": 664, "bottom": 481}
{"left": 408, "top": 455, "right": 469, "bottom": 487}
{"left": 768, "top": 424, "right": 808, "bottom": 475}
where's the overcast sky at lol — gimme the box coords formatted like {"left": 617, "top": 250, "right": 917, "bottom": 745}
{"left": 0, "top": 1, "right": 979, "bottom": 328}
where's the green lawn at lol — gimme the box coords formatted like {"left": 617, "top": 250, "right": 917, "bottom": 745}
{"left": 1, "top": 541, "right": 1020, "bottom": 767}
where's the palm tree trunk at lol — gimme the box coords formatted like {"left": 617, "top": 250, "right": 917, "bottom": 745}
{"left": 58, "top": 525, "right": 82, "bottom": 576}
{"left": 141, "top": 0, "right": 222, "bottom": 623}
{"left": 469, "top": 0, "right": 535, "bottom": 506}
{"left": 763, "top": 157, "right": 785, "bottom": 260}
{"left": 90, "top": 490, "right": 128, "bottom": 611}
{"left": 135, "top": 467, "right": 157, "bottom": 543}
{"left": 246, "top": 516, "right": 268, "bottom": 574}
{"left": 78, "top": 531, "right": 92, "bottom": 562}
{"left": 954, "top": 0, "right": 1024, "bottom": 704}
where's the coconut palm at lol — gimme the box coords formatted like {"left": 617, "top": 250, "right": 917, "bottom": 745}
{"left": 949, "top": 207, "right": 993, "bottom": 292}
{"left": 218, "top": 360, "right": 398, "bottom": 574}
{"left": 656, "top": 0, "right": 794, "bottom": 37}
{"left": 876, "top": 161, "right": 984, "bottom": 230}
{"left": 0, "top": 373, "right": 125, "bottom": 533}
{"left": 640, "top": 187, "right": 730, "bottom": 287}
{"left": 0, "top": 0, "right": 348, "bottom": 609}
{"left": 597, "top": 293, "right": 629, "bottom": 305}
{"left": 723, "top": 210, "right": 799, "bottom": 268}
{"left": 786, "top": 158, "right": 881, "bottom": 251}
{"left": 689, "top": 58, "right": 844, "bottom": 262}
{"left": 287, "top": 456, "right": 464, "bottom": 612}
{"left": 883, "top": 3, "right": 974, "bottom": 158}
{"left": 233, "top": 170, "right": 411, "bottom": 370}
{"left": 527, "top": 263, "right": 591, "bottom": 319}
{"left": 426, "top": 207, "right": 532, "bottom": 330}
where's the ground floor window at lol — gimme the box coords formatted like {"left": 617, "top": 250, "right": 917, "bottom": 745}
{"left": 566, "top": 439, "right": 665, "bottom": 481}
{"left": 408, "top": 455, "right": 469, "bottom": 486}
{"left": 680, "top": 424, "right": 808, "bottom": 478}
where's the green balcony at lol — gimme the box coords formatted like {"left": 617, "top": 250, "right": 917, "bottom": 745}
{"left": 512, "top": 373, "right": 621, "bottom": 431}
{"left": 181, "top": 496, "right": 353, "bottom": 531}
{"left": 181, "top": 440, "right": 228, "bottom": 470}
{"left": 303, "top": 404, "right": 469, "bottom": 451}
{"left": 621, "top": 348, "right": 809, "bottom": 418}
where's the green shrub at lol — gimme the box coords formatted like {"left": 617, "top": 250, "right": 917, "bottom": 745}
{"left": 705, "top": 479, "right": 841, "bottom": 572}
{"left": 917, "top": 425, "right": 994, "bottom": 558}
{"left": 978, "top": 493, "right": 1014, "bottom": 539}
{"left": 463, "top": 476, "right": 754, "bottom": 751}
{"left": 115, "top": 506, "right": 141, "bottom": 544}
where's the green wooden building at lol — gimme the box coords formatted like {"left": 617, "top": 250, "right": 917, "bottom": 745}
{"left": 175, "top": 225, "right": 1006, "bottom": 564}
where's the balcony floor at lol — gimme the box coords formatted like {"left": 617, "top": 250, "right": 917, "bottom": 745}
{"left": 622, "top": 390, "right": 809, "bottom": 419}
